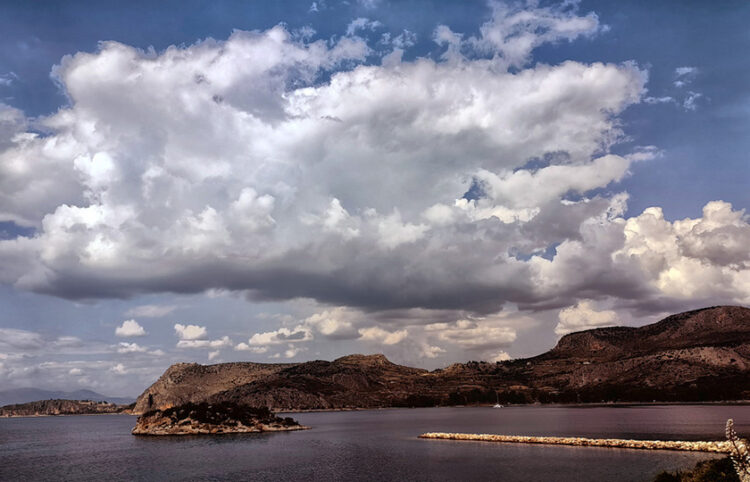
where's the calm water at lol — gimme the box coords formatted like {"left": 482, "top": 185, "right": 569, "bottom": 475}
{"left": 2, "top": 405, "right": 750, "bottom": 481}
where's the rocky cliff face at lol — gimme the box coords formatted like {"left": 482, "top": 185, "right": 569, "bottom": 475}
{"left": 134, "top": 306, "right": 750, "bottom": 411}
{"left": 0, "top": 399, "right": 131, "bottom": 417}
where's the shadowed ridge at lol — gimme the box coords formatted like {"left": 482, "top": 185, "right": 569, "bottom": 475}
{"left": 333, "top": 353, "right": 392, "bottom": 365}
{"left": 205, "top": 353, "right": 429, "bottom": 410}
{"left": 134, "top": 306, "right": 750, "bottom": 410}
{"left": 542, "top": 306, "right": 750, "bottom": 362}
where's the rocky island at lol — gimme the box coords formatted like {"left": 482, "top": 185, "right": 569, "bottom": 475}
{"left": 131, "top": 401, "right": 307, "bottom": 435}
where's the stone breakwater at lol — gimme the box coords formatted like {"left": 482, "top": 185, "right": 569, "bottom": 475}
{"left": 418, "top": 433, "right": 733, "bottom": 453}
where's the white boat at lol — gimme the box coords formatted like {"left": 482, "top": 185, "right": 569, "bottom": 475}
{"left": 493, "top": 392, "right": 503, "bottom": 408}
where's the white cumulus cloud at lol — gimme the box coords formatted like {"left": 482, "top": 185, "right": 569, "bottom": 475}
{"left": 174, "top": 323, "right": 207, "bottom": 340}
{"left": 115, "top": 319, "right": 146, "bottom": 337}
{"left": 358, "top": 326, "right": 408, "bottom": 345}
{"left": 555, "top": 300, "right": 618, "bottom": 336}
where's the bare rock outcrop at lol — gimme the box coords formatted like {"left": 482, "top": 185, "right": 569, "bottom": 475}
{"left": 131, "top": 401, "right": 306, "bottom": 435}
{"left": 133, "top": 361, "right": 294, "bottom": 413}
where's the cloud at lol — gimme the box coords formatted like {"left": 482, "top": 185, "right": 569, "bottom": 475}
{"left": 674, "top": 66, "right": 697, "bottom": 87}
{"left": 53, "top": 336, "right": 84, "bottom": 348}
{"left": 268, "top": 344, "right": 305, "bottom": 359}
{"left": 381, "top": 30, "right": 417, "bottom": 50}
{"left": 376, "top": 210, "right": 428, "bottom": 249}
{"left": 125, "top": 304, "right": 177, "bottom": 318}
{"left": 116, "top": 342, "right": 147, "bottom": 354}
{"left": 0, "top": 16, "right": 645, "bottom": 317}
{"left": 358, "top": 326, "right": 408, "bottom": 345}
{"left": 357, "top": 0, "right": 380, "bottom": 9}
{"left": 555, "top": 300, "right": 618, "bottom": 336}
{"left": 676, "top": 201, "right": 750, "bottom": 267}
{"left": 0, "top": 72, "right": 18, "bottom": 87}
{"left": 418, "top": 343, "right": 446, "bottom": 359}
{"left": 283, "top": 346, "right": 301, "bottom": 358}
{"left": 174, "top": 323, "right": 207, "bottom": 340}
{"left": 488, "top": 351, "right": 511, "bottom": 362}
{"left": 682, "top": 91, "right": 702, "bottom": 110}
{"left": 0, "top": 329, "right": 111, "bottom": 363}
{"left": 428, "top": 319, "right": 516, "bottom": 350}
{"left": 247, "top": 326, "right": 313, "bottom": 346}
{"left": 115, "top": 319, "right": 146, "bottom": 337}
{"left": 303, "top": 307, "right": 359, "bottom": 339}
{"left": 176, "top": 336, "right": 232, "bottom": 349}
{"left": 346, "top": 17, "right": 382, "bottom": 37}
{"left": 2, "top": 3, "right": 744, "bottom": 363}
{"left": 615, "top": 201, "right": 750, "bottom": 302}
{"left": 675, "top": 66, "right": 697, "bottom": 77}
{"left": 529, "top": 200, "right": 750, "bottom": 313}
{"left": 0, "top": 328, "right": 45, "bottom": 350}
{"left": 644, "top": 96, "right": 674, "bottom": 105}
{"left": 234, "top": 343, "right": 268, "bottom": 353}
{"left": 435, "top": 0, "right": 602, "bottom": 67}
{"left": 670, "top": 67, "right": 701, "bottom": 108}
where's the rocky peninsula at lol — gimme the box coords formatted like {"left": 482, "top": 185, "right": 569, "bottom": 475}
{"left": 131, "top": 401, "right": 307, "bottom": 435}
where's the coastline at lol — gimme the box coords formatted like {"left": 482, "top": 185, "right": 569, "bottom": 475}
{"left": 4, "top": 400, "right": 749, "bottom": 418}
{"left": 278, "top": 400, "right": 750, "bottom": 414}
{"left": 0, "top": 412, "right": 135, "bottom": 419}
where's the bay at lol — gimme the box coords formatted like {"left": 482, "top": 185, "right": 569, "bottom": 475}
{"left": 2, "top": 404, "right": 749, "bottom": 481}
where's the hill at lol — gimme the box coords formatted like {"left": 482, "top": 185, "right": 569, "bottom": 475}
{"left": 134, "top": 306, "right": 750, "bottom": 413}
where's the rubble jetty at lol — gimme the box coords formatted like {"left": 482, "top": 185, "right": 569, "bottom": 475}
{"left": 418, "top": 432, "right": 733, "bottom": 453}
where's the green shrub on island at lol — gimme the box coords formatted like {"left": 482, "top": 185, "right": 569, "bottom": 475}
{"left": 141, "top": 401, "right": 299, "bottom": 427}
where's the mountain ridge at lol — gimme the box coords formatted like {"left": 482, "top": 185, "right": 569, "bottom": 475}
{"left": 134, "top": 305, "right": 750, "bottom": 413}
{"left": 0, "top": 399, "right": 133, "bottom": 417}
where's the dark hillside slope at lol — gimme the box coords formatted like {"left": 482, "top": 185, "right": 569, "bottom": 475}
{"left": 135, "top": 306, "right": 750, "bottom": 412}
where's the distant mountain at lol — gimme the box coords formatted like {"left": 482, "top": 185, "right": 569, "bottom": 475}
{"left": 0, "top": 388, "right": 135, "bottom": 407}
{"left": 0, "top": 399, "right": 132, "bottom": 417}
{"left": 134, "top": 306, "right": 750, "bottom": 413}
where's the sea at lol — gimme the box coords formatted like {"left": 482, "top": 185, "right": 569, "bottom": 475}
{"left": 2, "top": 404, "right": 749, "bottom": 481}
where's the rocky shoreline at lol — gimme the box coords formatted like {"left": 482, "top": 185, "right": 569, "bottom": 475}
{"left": 132, "top": 401, "right": 308, "bottom": 436}
{"left": 418, "top": 432, "right": 733, "bottom": 453}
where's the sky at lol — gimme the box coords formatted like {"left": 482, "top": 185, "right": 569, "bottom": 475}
{"left": 0, "top": 0, "right": 749, "bottom": 397}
